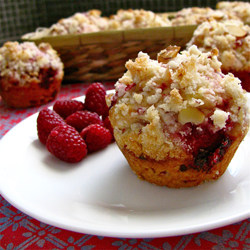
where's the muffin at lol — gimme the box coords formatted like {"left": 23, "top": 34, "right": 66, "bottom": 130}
{"left": 216, "top": 1, "right": 250, "bottom": 24}
{"left": 109, "top": 45, "right": 249, "bottom": 188}
{"left": 108, "top": 9, "right": 171, "bottom": 30}
{"left": 48, "top": 10, "right": 109, "bottom": 36}
{"left": 0, "top": 41, "right": 64, "bottom": 108}
{"left": 186, "top": 19, "right": 250, "bottom": 91}
{"left": 23, "top": 10, "right": 109, "bottom": 39}
{"left": 170, "top": 7, "right": 239, "bottom": 26}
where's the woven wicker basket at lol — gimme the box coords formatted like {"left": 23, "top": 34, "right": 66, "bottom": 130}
{"left": 22, "top": 25, "right": 197, "bottom": 82}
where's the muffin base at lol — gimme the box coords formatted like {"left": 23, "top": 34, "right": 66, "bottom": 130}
{"left": 0, "top": 73, "right": 63, "bottom": 108}
{"left": 118, "top": 133, "right": 246, "bottom": 188}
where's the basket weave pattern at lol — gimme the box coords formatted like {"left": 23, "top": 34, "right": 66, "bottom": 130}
{"left": 23, "top": 25, "right": 197, "bottom": 82}
{"left": 60, "top": 39, "right": 180, "bottom": 82}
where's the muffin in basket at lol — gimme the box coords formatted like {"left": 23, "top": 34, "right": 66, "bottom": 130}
{"left": 42, "top": 10, "right": 109, "bottom": 36}
{"left": 216, "top": 1, "right": 250, "bottom": 24}
{"left": 22, "top": 10, "right": 109, "bottom": 39}
{"left": 170, "top": 7, "right": 239, "bottom": 26}
{"left": 108, "top": 9, "right": 171, "bottom": 30}
{"left": 0, "top": 41, "right": 64, "bottom": 108}
{"left": 109, "top": 45, "right": 249, "bottom": 188}
{"left": 186, "top": 19, "right": 250, "bottom": 91}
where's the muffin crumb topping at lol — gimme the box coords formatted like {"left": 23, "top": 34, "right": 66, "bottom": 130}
{"left": 0, "top": 41, "right": 63, "bottom": 90}
{"left": 110, "top": 45, "right": 249, "bottom": 162}
{"left": 187, "top": 19, "right": 250, "bottom": 72}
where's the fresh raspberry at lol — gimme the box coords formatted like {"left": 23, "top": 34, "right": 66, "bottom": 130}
{"left": 46, "top": 124, "right": 87, "bottom": 163}
{"left": 37, "top": 108, "right": 65, "bottom": 144}
{"left": 103, "top": 116, "right": 114, "bottom": 141}
{"left": 53, "top": 99, "right": 84, "bottom": 119}
{"left": 84, "top": 82, "right": 109, "bottom": 117}
{"left": 65, "top": 110, "right": 104, "bottom": 132}
{"left": 80, "top": 124, "right": 112, "bottom": 152}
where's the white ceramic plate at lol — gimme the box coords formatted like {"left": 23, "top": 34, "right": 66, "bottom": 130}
{"left": 0, "top": 92, "right": 250, "bottom": 238}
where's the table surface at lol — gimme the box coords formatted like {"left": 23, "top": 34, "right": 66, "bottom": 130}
{"left": 0, "top": 82, "right": 249, "bottom": 250}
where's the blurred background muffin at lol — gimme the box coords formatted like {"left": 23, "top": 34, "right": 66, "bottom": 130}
{"left": 216, "top": 1, "right": 250, "bottom": 23}
{"left": 108, "top": 9, "right": 171, "bottom": 30}
{"left": 27, "top": 10, "right": 110, "bottom": 38}
{"left": 186, "top": 19, "right": 250, "bottom": 91}
{"left": 0, "top": 41, "right": 64, "bottom": 108}
{"left": 170, "top": 7, "right": 239, "bottom": 26}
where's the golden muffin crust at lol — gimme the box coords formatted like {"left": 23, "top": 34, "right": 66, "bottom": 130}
{"left": 119, "top": 132, "right": 245, "bottom": 188}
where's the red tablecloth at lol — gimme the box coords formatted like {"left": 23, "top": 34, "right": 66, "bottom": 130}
{"left": 0, "top": 82, "right": 249, "bottom": 249}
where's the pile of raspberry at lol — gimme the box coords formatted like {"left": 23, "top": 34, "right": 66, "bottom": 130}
{"left": 37, "top": 82, "right": 114, "bottom": 163}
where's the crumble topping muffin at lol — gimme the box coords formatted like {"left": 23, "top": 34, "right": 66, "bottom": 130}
{"left": 216, "top": 1, "right": 250, "bottom": 23}
{"left": 109, "top": 45, "right": 249, "bottom": 188}
{"left": 171, "top": 7, "right": 239, "bottom": 26}
{"left": 25, "top": 10, "right": 109, "bottom": 38}
{"left": 108, "top": 9, "right": 171, "bottom": 30}
{"left": 0, "top": 41, "right": 64, "bottom": 108}
{"left": 24, "top": 9, "right": 171, "bottom": 39}
{"left": 186, "top": 19, "right": 250, "bottom": 91}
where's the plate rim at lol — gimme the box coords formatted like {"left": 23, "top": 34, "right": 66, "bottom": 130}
{"left": 0, "top": 92, "right": 250, "bottom": 238}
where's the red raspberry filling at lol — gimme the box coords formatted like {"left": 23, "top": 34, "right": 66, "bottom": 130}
{"left": 178, "top": 120, "right": 233, "bottom": 172}
{"left": 39, "top": 68, "right": 58, "bottom": 89}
